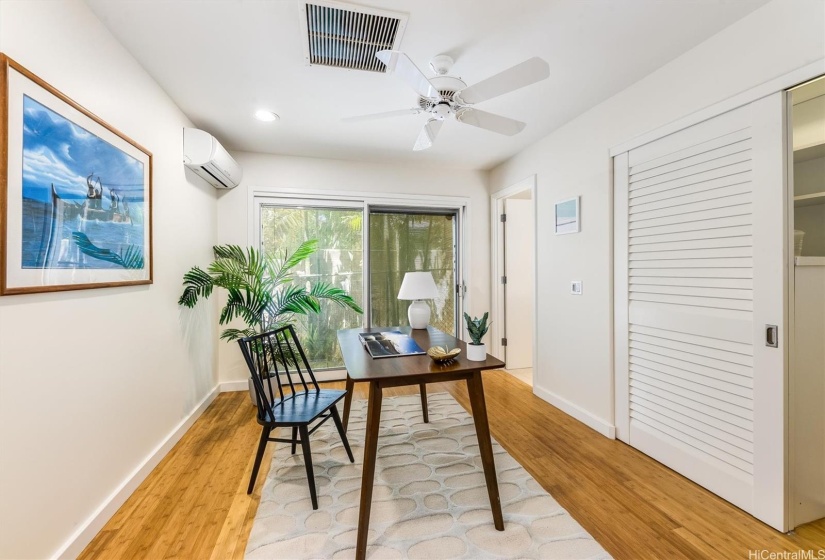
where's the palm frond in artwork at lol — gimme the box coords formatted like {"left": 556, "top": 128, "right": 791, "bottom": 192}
{"left": 72, "top": 232, "right": 144, "bottom": 270}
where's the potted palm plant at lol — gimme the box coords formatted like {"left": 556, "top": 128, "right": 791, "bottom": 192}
{"left": 178, "top": 240, "right": 363, "bottom": 401}
{"left": 464, "top": 312, "right": 490, "bottom": 361}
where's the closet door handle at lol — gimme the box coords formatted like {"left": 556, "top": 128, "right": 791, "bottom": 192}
{"left": 765, "top": 325, "right": 778, "bottom": 348}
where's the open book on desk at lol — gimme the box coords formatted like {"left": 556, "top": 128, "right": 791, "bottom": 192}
{"left": 358, "top": 331, "right": 426, "bottom": 359}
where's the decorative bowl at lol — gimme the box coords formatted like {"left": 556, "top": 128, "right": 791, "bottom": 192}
{"left": 427, "top": 346, "right": 461, "bottom": 363}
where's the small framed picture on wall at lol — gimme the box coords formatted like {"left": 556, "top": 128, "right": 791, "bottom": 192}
{"left": 554, "top": 196, "right": 580, "bottom": 235}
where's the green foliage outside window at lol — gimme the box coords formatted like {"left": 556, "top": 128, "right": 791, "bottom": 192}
{"left": 261, "top": 207, "right": 364, "bottom": 369}
{"left": 259, "top": 206, "right": 457, "bottom": 370}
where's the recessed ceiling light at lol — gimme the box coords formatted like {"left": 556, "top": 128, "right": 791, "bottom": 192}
{"left": 254, "top": 110, "right": 279, "bottom": 122}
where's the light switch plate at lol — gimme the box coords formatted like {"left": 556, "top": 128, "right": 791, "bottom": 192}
{"left": 571, "top": 281, "right": 583, "bottom": 295}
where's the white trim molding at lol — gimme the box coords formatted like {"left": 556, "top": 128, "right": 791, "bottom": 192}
{"left": 54, "top": 385, "right": 220, "bottom": 559}
{"left": 219, "top": 380, "right": 250, "bottom": 392}
{"left": 609, "top": 58, "right": 825, "bottom": 156}
{"left": 219, "top": 367, "right": 347, "bottom": 394}
{"left": 533, "top": 384, "right": 616, "bottom": 439}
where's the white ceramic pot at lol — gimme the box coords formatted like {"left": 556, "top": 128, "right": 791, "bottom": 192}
{"left": 248, "top": 377, "right": 275, "bottom": 406}
{"left": 466, "top": 343, "right": 487, "bottom": 361}
{"left": 248, "top": 377, "right": 258, "bottom": 406}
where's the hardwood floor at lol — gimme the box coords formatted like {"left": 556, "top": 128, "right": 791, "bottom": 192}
{"left": 80, "top": 371, "right": 825, "bottom": 559}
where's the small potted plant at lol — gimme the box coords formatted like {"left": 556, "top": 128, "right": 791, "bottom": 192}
{"left": 464, "top": 312, "right": 490, "bottom": 361}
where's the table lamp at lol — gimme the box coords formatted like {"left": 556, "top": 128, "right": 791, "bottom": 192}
{"left": 397, "top": 271, "right": 438, "bottom": 329}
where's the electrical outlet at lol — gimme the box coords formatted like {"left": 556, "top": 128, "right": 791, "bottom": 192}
{"left": 571, "top": 281, "right": 583, "bottom": 295}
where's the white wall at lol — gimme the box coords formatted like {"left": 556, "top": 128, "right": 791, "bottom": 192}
{"left": 216, "top": 151, "right": 489, "bottom": 382}
{"left": 0, "top": 1, "right": 218, "bottom": 558}
{"left": 489, "top": 0, "right": 825, "bottom": 435}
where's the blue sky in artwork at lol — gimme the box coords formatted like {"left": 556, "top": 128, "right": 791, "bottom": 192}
{"left": 22, "top": 95, "right": 144, "bottom": 204}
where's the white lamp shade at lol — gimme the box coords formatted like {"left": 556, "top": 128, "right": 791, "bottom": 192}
{"left": 397, "top": 271, "right": 438, "bottom": 300}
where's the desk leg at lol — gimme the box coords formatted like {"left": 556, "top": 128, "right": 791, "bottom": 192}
{"left": 355, "top": 381, "right": 382, "bottom": 560}
{"left": 466, "top": 371, "right": 504, "bottom": 531}
{"left": 343, "top": 375, "right": 354, "bottom": 431}
{"left": 419, "top": 383, "right": 429, "bottom": 423}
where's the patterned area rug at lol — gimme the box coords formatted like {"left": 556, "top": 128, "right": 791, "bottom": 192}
{"left": 245, "top": 392, "right": 611, "bottom": 559}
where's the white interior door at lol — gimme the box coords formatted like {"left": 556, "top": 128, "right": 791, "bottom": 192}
{"left": 504, "top": 197, "right": 534, "bottom": 370}
{"left": 614, "top": 93, "right": 788, "bottom": 530}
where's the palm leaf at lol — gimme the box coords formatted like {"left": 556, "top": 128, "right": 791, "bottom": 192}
{"left": 178, "top": 266, "right": 214, "bottom": 307}
{"left": 282, "top": 239, "right": 318, "bottom": 273}
{"left": 212, "top": 245, "right": 247, "bottom": 262}
{"left": 269, "top": 284, "right": 320, "bottom": 317}
{"left": 219, "top": 327, "right": 259, "bottom": 341}
{"left": 269, "top": 240, "right": 317, "bottom": 285}
{"left": 308, "top": 282, "right": 364, "bottom": 313}
{"left": 178, "top": 239, "right": 362, "bottom": 342}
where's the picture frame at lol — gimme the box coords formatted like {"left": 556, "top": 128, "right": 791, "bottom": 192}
{"left": 0, "top": 54, "right": 152, "bottom": 295}
{"left": 554, "top": 196, "right": 580, "bottom": 235}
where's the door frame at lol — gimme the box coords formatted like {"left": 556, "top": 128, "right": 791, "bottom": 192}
{"left": 490, "top": 175, "right": 537, "bottom": 370}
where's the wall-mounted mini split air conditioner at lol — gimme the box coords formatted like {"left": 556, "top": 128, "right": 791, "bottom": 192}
{"left": 182, "top": 128, "right": 243, "bottom": 189}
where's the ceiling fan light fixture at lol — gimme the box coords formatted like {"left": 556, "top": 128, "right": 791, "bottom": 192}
{"left": 432, "top": 103, "right": 452, "bottom": 120}
{"left": 254, "top": 110, "right": 280, "bottom": 122}
{"left": 429, "top": 54, "right": 454, "bottom": 76}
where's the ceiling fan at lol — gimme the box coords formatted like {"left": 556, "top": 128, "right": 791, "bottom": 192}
{"left": 344, "top": 51, "right": 550, "bottom": 151}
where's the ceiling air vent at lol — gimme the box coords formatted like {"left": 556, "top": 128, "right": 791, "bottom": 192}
{"left": 302, "top": 2, "right": 408, "bottom": 72}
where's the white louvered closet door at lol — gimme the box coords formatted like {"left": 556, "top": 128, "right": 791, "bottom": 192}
{"left": 614, "top": 93, "right": 787, "bottom": 530}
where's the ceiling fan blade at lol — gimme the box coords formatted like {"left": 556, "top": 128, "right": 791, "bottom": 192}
{"left": 342, "top": 108, "right": 422, "bottom": 122}
{"left": 413, "top": 119, "right": 443, "bottom": 151}
{"left": 376, "top": 50, "right": 440, "bottom": 99}
{"left": 455, "top": 57, "right": 550, "bottom": 105}
{"left": 456, "top": 108, "right": 526, "bottom": 136}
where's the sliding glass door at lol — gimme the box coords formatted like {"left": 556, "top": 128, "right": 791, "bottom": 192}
{"left": 369, "top": 209, "right": 458, "bottom": 335}
{"left": 256, "top": 195, "right": 464, "bottom": 370}
{"left": 260, "top": 204, "right": 364, "bottom": 369}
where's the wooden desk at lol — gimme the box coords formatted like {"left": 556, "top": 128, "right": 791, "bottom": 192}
{"left": 337, "top": 326, "right": 506, "bottom": 560}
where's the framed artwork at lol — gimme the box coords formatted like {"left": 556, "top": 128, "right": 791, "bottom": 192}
{"left": 0, "top": 54, "right": 152, "bottom": 295}
{"left": 554, "top": 196, "right": 580, "bottom": 235}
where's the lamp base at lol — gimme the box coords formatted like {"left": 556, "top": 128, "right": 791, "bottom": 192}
{"left": 407, "top": 300, "right": 431, "bottom": 329}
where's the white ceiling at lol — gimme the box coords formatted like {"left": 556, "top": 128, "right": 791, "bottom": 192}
{"left": 86, "top": 0, "right": 769, "bottom": 170}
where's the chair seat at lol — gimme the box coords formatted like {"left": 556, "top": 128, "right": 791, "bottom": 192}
{"left": 261, "top": 389, "right": 347, "bottom": 425}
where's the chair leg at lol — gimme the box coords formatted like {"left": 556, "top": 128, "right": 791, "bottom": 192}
{"left": 291, "top": 426, "right": 298, "bottom": 455}
{"left": 330, "top": 405, "right": 355, "bottom": 463}
{"left": 419, "top": 383, "right": 429, "bottom": 423}
{"left": 343, "top": 376, "right": 354, "bottom": 431}
{"left": 299, "top": 425, "right": 318, "bottom": 510}
{"left": 247, "top": 425, "right": 271, "bottom": 495}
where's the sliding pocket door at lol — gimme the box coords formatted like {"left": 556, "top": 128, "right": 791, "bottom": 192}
{"left": 614, "top": 93, "right": 788, "bottom": 529}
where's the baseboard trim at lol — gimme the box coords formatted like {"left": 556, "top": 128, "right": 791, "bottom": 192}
{"left": 220, "top": 380, "right": 249, "bottom": 392}
{"left": 219, "top": 369, "right": 347, "bottom": 392}
{"left": 54, "top": 385, "right": 220, "bottom": 559}
{"left": 533, "top": 385, "right": 616, "bottom": 439}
